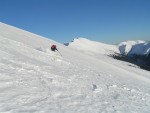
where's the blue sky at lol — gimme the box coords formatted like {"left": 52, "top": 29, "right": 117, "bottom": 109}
{"left": 0, "top": 0, "right": 150, "bottom": 44}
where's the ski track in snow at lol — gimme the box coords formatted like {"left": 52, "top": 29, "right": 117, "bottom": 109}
{"left": 0, "top": 23, "right": 150, "bottom": 113}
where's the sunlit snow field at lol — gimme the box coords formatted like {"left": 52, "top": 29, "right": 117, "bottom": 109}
{"left": 0, "top": 22, "right": 150, "bottom": 113}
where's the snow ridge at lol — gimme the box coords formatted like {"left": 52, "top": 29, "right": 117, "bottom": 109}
{"left": 66, "top": 37, "right": 119, "bottom": 55}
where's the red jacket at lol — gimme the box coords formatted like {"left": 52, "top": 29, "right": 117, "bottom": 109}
{"left": 51, "top": 45, "right": 57, "bottom": 51}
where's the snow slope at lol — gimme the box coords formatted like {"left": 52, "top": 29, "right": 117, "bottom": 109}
{"left": 66, "top": 38, "right": 119, "bottom": 55}
{"left": 118, "top": 40, "right": 150, "bottom": 56}
{"left": 0, "top": 22, "right": 150, "bottom": 113}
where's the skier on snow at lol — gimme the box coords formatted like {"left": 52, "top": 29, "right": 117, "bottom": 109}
{"left": 51, "top": 45, "right": 58, "bottom": 52}
{"left": 51, "top": 44, "right": 62, "bottom": 56}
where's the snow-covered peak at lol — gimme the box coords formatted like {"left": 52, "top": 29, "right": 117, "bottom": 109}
{"left": 72, "top": 37, "right": 89, "bottom": 42}
{"left": 128, "top": 41, "right": 150, "bottom": 56}
{"left": 118, "top": 40, "right": 144, "bottom": 55}
{"left": 66, "top": 37, "right": 119, "bottom": 55}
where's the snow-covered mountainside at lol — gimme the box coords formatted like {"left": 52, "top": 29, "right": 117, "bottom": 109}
{"left": 129, "top": 42, "right": 150, "bottom": 56}
{"left": 0, "top": 22, "right": 150, "bottom": 113}
{"left": 65, "top": 38, "right": 119, "bottom": 56}
{"left": 119, "top": 40, "right": 150, "bottom": 56}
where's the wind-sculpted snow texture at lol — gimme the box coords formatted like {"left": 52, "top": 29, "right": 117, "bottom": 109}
{"left": 0, "top": 22, "right": 150, "bottom": 113}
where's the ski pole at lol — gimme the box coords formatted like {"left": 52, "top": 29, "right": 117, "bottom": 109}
{"left": 57, "top": 50, "right": 62, "bottom": 56}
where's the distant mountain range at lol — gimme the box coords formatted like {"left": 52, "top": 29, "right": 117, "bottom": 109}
{"left": 117, "top": 40, "right": 150, "bottom": 71}
{"left": 65, "top": 38, "right": 150, "bottom": 71}
{"left": 118, "top": 40, "right": 150, "bottom": 56}
{"left": 65, "top": 38, "right": 150, "bottom": 56}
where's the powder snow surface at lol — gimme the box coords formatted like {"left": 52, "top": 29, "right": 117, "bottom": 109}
{"left": 0, "top": 22, "right": 150, "bottom": 113}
